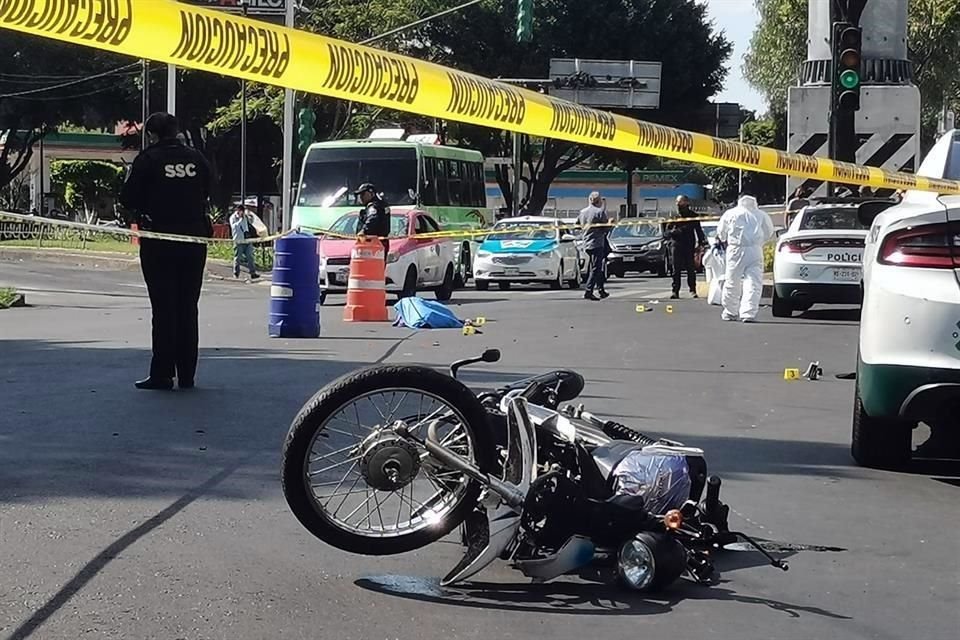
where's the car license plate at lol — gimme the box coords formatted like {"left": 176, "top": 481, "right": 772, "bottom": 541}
{"left": 833, "top": 268, "right": 861, "bottom": 282}
{"left": 622, "top": 256, "right": 635, "bottom": 262}
{"left": 504, "top": 267, "right": 519, "bottom": 275}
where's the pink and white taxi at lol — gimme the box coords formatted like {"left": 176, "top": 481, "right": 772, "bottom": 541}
{"left": 317, "top": 210, "right": 457, "bottom": 304}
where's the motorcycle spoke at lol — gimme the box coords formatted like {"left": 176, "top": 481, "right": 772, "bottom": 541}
{"left": 367, "top": 395, "right": 388, "bottom": 425}
{"left": 342, "top": 489, "right": 380, "bottom": 526}
{"left": 308, "top": 441, "right": 356, "bottom": 464}
{"left": 329, "top": 471, "right": 365, "bottom": 518}
{"left": 311, "top": 460, "right": 360, "bottom": 494}
{"left": 308, "top": 455, "right": 361, "bottom": 477}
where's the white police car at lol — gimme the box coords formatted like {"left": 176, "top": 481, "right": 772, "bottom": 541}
{"left": 473, "top": 216, "right": 581, "bottom": 290}
{"left": 771, "top": 201, "right": 869, "bottom": 317}
{"left": 852, "top": 130, "right": 960, "bottom": 469}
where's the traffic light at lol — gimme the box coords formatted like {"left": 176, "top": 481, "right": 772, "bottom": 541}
{"left": 833, "top": 22, "right": 862, "bottom": 111}
{"left": 297, "top": 107, "right": 316, "bottom": 155}
{"left": 516, "top": 0, "right": 533, "bottom": 43}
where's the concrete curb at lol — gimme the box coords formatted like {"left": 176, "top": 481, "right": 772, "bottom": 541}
{"left": 0, "top": 246, "right": 269, "bottom": 282}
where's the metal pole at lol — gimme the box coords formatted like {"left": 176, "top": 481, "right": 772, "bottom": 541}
{"left": 738, "top": 125, "right": 744, "bottom": 193}
{"left": 141, "top": 59, "right": 150, "bottom": 150}
{"left": 166, "top": 64, "right": 177, "bottom": 116}
{"left": 38, "top": 127, "right": 44, "bottom": 216}
{"left": 511, "top": 132, "right": 522, "bottom": 216}
{"left": 240, "top": 2, "right": 248, "bottom": 209}
{"left": 281, "top": 0, "right": 295, "bottom": 232}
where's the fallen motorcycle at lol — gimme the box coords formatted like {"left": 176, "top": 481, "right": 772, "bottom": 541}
{"left": 281, "top": 350, "right": 788, "bottom": 592}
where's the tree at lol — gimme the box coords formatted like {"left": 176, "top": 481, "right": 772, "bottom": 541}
{"left": 211, "top": 0, "right": 731, "bottom": 213}
{"left": 689, "top": 116, "right": 783, "bottom": 204}
{"left": 0, "top": 33, "right": 143, "bottom": 190}
{"left": 743, "top": 0, "right": 960, "bottom": 148}
{"left": 49, "top": 160, "right": 124, "bottom": 223}
{"left": 423, "top": 0, "right": 732, "bottom": 213}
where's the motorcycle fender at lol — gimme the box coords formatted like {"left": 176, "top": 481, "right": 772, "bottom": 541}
{"left": 441, "top": 503, "right": 521, "bottom": 586}
{"left": 441, "top": 396, "right": 533, "bottom": 586}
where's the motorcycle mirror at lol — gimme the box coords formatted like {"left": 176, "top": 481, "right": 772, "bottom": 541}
{"left": 482, "top": 349, "right": 501, "bottom": 363}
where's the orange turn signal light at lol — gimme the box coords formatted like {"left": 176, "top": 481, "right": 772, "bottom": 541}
{"left": 664, "top": 509, "right": 683, "bottom": 530}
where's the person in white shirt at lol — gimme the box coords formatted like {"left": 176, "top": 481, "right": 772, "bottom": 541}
{"left": 715, "top": 194, "right": 775, "bottom": 322}
{"left": 229, "top": 206, "right": 260, "bottom": 280}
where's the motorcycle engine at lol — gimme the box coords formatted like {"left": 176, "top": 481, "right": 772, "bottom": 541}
{"left": 521, "top": 472, "right": 584, "bottom": 550}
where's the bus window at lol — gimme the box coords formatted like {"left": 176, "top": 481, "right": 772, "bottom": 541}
{"left": 421, "top": 157, "right": 437, "bottom": 206}
{"left": 462, "top": 162, "right": 475, "bottom": 206}
{"left": 448, "top": 160, "right": 462, "bottom": 206}
{"left": 469, "top": 162, "right": 484, "bottom": 206}
{"left": 436, "top": 160, "right": 450, "bottom": 206}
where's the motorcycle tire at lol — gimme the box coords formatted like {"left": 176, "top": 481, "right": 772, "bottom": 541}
{"left": 281, "top": 365, "right": 495, "bottom": 556}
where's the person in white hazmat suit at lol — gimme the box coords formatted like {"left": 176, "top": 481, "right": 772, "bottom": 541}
{"left": 716, "top": 194, "right": 775, "bottom": 322}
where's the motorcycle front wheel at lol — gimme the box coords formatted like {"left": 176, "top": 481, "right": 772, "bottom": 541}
{"left": 281, "top": 365, "right": 495, "bottom": 555}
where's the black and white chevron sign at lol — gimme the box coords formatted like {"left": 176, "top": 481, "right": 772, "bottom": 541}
{"left": 787, "top": 132, "right": 917, "bottom": 196}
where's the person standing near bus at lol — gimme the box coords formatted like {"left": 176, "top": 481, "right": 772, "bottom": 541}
{"left": 355, "top": 183, "right": 391, "bottom": 260}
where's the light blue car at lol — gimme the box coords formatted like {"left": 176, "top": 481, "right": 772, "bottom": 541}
{"left": 472, "top": 216, "right": 582, "bottom": 291}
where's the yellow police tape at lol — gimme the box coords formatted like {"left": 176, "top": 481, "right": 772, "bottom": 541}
{"left": 0, "top": 210, "right": 717, "bottom": 246}
{"left": 0, "top": 0, "right": 956, "bottom": 196}
{"left": 0, "top": 211, "right": 289, "bottom": 245}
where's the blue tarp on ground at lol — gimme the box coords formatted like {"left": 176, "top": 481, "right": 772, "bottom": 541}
{"left": 393, "top": 297, "right": 465, "bottom": 329}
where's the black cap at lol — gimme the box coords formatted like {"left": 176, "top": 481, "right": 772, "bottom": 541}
{"left": 353, "top": 183, "right": 376, "bottom": 195}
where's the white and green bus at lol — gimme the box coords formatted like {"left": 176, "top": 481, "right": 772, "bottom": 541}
{"left": 292, "top": 136, "right": 490, "bottom": 286}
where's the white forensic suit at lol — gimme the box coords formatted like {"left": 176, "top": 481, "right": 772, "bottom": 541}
{"left": 716, "top": 195, "right": 775, "bottom": 322}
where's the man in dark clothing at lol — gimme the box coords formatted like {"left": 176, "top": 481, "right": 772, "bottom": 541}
{"left": 664, "top": 195, "right": 707, "bottom": 299}
{"left": 355, "top": 183, "right": 391, "bottom": 260}
{"left": 119, "top": 112, "right": 213, "bottom": 391}
{"left": 577, "top": 191, "right": 610, "bottom": 300}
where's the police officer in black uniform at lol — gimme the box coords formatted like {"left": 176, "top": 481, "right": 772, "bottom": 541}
{"left": 664, "top": 195, "right": 707, "bottom": 299}
{"left": 120, "top": 113, "right": 213, "bottom": 390}
{"left": 355, "top": 183, "right": 391, "bottom": 259}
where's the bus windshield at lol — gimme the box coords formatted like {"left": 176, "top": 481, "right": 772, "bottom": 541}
{"left": 327, "top": 213, "right": 410, "bottom": 238}
{"left": 299, "top": 147, "right": 418, "bottom": 208}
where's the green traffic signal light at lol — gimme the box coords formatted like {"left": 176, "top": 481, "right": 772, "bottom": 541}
{"left": 839, "top": 69, "right": 860, "bottom": 89}
{"left": 297, "top": 108, "right": 316, "bottom": 155}
{"left": 516, "top": 0, "right": 533, "bottom": 43}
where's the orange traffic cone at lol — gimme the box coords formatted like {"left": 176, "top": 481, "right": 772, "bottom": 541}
{"left": 343, "top": 237, "right": 389, "bottom": 322}
{"left": 130, "top": 223, "right": 139, "bottom": 247}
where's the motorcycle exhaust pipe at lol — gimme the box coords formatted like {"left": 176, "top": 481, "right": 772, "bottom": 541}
{"left": 397, "top": 422, "right": 526, "bottom": 509}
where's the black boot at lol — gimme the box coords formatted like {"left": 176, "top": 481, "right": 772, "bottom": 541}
{"left": 135, "top": 377, "right": 174, "bottom": 390}
{"left": 598, "top": 289, "right": 610, "bottom": 299}
{"left": 584, "top": 291, "right": 598, "bottom": 301}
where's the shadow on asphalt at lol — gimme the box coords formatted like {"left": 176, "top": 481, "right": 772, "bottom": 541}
{"left": 354, "top": 560, "right": 850, "bottom": 620}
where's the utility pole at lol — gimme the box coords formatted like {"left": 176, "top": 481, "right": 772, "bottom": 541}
{"left": 141, "top": 59, "right": 150, "bottom": 149}
{"left": 239, "top": 0, "right": 249, "bottom": 210}
{"left": 281, "top": 0, "right": 295, "bottom": 231}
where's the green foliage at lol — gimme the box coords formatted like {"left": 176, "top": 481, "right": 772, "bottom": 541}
{"left": 0, "top": 288, "right": 19, "bottom": 309}
{"left": 764, "top": 242, "right": 775, "bottom": 273}
{"left": 692, "top": 116, "right": 784, "bottom": 204}
{"left": 49, "top": 160, "right": 124, "bottom": 222}
{"left": 744, "top": 0, "right": 960, "bottom": 148}
{"left": 742, "top": 0, "right": 807, "bottom": 111}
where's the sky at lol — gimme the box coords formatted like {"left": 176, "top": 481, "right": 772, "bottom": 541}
{"left": 702, "top": 0, "right": 767, "bottom": 114}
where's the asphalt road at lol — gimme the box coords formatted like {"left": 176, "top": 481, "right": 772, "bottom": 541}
{"left": 1, "top": 259, "right": 958, "bottom": 640}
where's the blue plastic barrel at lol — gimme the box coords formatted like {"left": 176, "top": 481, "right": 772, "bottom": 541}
{"left": 269, "top": 233, "right": 321, "bottom": 338}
